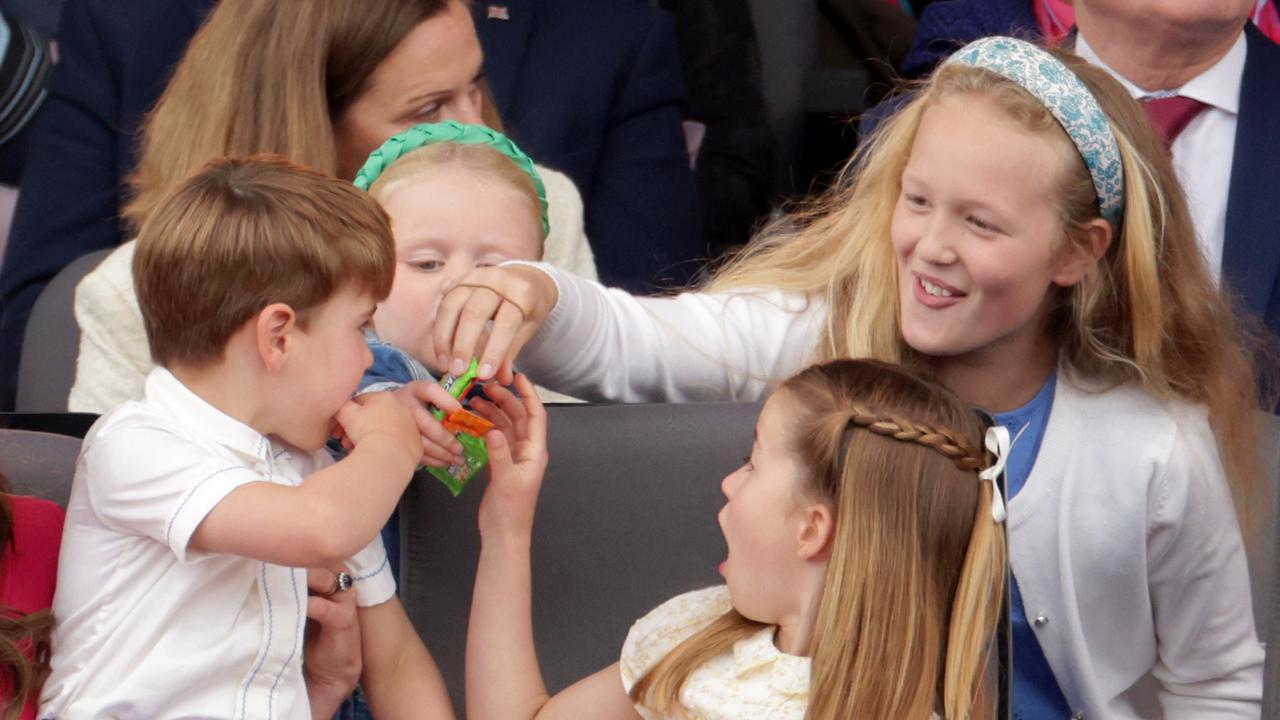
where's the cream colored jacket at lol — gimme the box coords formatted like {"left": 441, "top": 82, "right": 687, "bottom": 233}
{"left": 68, "top": 166, "right": 595, "bottom": 413}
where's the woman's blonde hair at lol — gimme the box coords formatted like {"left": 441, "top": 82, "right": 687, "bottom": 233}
{"left": 123, "top": 0, "right": 450, "bottom": 232}
{"left": 709, "top": 46, "right": 1264, "bottom": 530}
{"left": 366, "top": 142, "right": 547, "bottom": 247}
{"left": 631, "top": 359, "right": 1006, "bottom": 720}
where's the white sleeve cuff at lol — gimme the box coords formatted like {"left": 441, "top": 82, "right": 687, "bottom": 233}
{"left": 347, "top": 534, "right": 397, "bottom": 608}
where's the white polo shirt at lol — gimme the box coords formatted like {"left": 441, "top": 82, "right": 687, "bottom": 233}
{"left": 40, "top": 369, "right": 397, "bottom": 719}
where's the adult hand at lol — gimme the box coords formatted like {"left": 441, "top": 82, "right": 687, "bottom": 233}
{"left": 304, "top": 567, "right": 362, "bottom": 718}
{"left": 474, "top": 375, "right": 548, "bottom": 545}
{"left": 432, "top": 266, "right": 559, "bottom": 385}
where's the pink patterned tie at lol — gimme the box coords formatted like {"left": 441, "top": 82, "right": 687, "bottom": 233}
{"left": 1141, "top": 96, "right": 1208, "bottom": 150}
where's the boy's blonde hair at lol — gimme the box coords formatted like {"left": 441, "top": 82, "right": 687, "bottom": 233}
{"left": 367, "top": 141, "right": 547, "bottom": 248}
{"left": 133, "top": 155, "right": 395, "bottom": 368}
{"left": 631, "top": 359, "right": 1005, "bottom": 720}
{"left": 709, "top": 46, "right": 1264, "bottom": 530}
{"left": 123, "top": 0, "right": 451, "bottom": 232}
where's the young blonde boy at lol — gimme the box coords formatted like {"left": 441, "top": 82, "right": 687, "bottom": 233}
{"left": 40, "top": 157, "right": 454, "bottom": 719}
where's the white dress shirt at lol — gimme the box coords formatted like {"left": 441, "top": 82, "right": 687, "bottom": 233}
{"left": 1076, "top": 32, "right": 1245, "bottom": 281}
{"left": 40, "top": 369, "right": 396, "bottom": 719}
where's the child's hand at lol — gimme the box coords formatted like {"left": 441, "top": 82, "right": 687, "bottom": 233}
{"left": 474, "top": 375, "right": 548, "bottom": 546}
{"left": 393, "top": 381, "right": 467, "bottom": 468}
{"left": 334, "top": 391, "right": 421, "bottom": 470}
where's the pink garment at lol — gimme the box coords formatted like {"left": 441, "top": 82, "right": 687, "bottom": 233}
{"left": 1034, "top": 0, "right": 1076, "bottom": 45}
{"left": 1, "top": 496, "right": 64, "bottom": 720}
{"left": 1255, "top": 0, "right": 1280, "bottom": 45}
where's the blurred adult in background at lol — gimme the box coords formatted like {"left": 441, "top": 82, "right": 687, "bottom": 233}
{"left": 0, "top": 0, "right": 698, "bottom": 410}
{"left": 658, "top": 0, "right": 775, "bottom": 259}
{"left": 0, "top": 8, "right": 53, "bottom": 267}
{"left": 473, "top": 0, "right": 702, "bottom": 287}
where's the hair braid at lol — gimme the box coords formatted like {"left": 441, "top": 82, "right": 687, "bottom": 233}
{"left": 847, "top": 406, "right": 986, "bottom": 471}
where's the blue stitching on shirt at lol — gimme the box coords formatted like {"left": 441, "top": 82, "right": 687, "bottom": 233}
{"left": 352, "top": 552, "right": 389, "bottom": 581}
{"left": 164, "top": 465, "right": 254, "bottom": 549}
{"left": 267, "top": 569, "right": 303, "bottom": 719}
{"left": 241, "top": 563, "right": 273, "bottom": 719}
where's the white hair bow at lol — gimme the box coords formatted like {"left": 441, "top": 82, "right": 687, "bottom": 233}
{"left": 978, "top": 425, "right": 1010, "bottom": 524}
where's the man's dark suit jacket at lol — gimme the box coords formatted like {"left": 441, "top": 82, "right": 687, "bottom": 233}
{"left": 0, "top": 0, "right": 700, "bottom": 408}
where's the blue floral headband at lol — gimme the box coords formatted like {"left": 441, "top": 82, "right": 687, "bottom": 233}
{"left": 353, "top": 121, "right": 550, "bottom": 237}
{"left": 944, "top": 36, "right": 1125, "bottom": 228}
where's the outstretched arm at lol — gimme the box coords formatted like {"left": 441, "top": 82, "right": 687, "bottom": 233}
{"left": 358, "top": 596, "right": 456, "bottom": 720}
{"left": 464, "top": 376, "right": 641, "bottom": 720}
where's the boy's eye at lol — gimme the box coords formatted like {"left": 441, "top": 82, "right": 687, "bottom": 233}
{"left": 410, "top": 260, "right": 444, "bottom": 272}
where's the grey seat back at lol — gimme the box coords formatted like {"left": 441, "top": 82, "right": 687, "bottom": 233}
{"left": 399, "top": 401, "right": 758, "bottom": 714}
{"left": 0, "top": 427, "right": 84, "bottom": 505}
{"left": 16, "top": 248, "right": 112, "bottom": 412}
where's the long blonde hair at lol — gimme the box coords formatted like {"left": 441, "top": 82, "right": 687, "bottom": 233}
{"left": 631, "top": 359, "right": 1006, "bottom": 720}
{"left": 123, "top": 0, "right": 449, "bottom": 232}
{"left": 708, "top": 46, "right": 1264, "bottom": 529}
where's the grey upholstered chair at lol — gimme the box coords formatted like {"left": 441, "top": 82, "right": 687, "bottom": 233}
{"left": 16, "top": 247, "right": 111, "bottom": 412}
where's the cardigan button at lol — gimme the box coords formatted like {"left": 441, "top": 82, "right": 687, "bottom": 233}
{"left": 1072, "top": 713, "right": 1084, "bottom": 719}
{"left": 1033, "top": 614, "right": 1049, "bottom": 627}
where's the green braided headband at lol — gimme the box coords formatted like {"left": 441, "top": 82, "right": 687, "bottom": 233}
{"left": 353, "top": 121, "right": 550, "bottom": 237}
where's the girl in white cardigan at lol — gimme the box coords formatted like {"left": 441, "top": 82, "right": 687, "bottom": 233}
{"left": 432, "top": 38, "right": 1267, "bottom": 718}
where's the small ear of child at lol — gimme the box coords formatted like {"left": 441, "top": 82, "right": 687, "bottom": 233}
{"left": 471, "top": 375, "right": 548, "bottom": 544}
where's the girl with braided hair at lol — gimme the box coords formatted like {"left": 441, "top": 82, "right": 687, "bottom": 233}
{"left": 432, "top": 36, "right": 1266, "bottom": 717}
{"left": 462, "top": 360, "right": 1005, "bottom": 719}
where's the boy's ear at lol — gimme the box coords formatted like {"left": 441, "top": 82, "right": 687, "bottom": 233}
{"left": 1053, "top": 218, "right": 1113, "bottom": 287}
{"left": 796, "top": 502, "right": 835, "bottom": 561}
{"left": 255, "top": 302, "right": 298, "bottom": 371}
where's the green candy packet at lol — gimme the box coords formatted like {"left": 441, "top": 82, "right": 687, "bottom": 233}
{"left": 427, "top": 359, "right": 489, "bottom": 496}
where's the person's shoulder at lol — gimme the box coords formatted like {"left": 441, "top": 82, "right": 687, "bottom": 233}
{"left": 79, "top": 240, "right": 137, "bottom": 295}
{"left": 621, "top": 585, "right": 734, "bottom": 688}
{"left": 8, "top": 494, "right": 65, "bottom": 530}
{"left": 1058, "top": 374, "right": 1214, "bottom": 466}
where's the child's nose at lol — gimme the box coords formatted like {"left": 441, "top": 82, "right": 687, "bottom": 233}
{"left": 915, "top": 216, "right": 959, "bottom": 265}
{"left": 721, "top": 469, "right": 739, "bottom": 498}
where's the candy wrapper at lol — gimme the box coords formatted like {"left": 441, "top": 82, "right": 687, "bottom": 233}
{"left": 427, "top": 359, "right": 490, "bottom": 496}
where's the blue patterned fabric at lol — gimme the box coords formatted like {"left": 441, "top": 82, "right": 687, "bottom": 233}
{"left": 945, "top": 36, "right": 1125, "bottom": 228}
{"left": 994, "top": 372, "right": 1074, "bottom": 718}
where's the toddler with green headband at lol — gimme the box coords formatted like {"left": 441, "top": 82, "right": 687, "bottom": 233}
{"left": 353, "top": 122, "right": 585, "bottom": 407}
